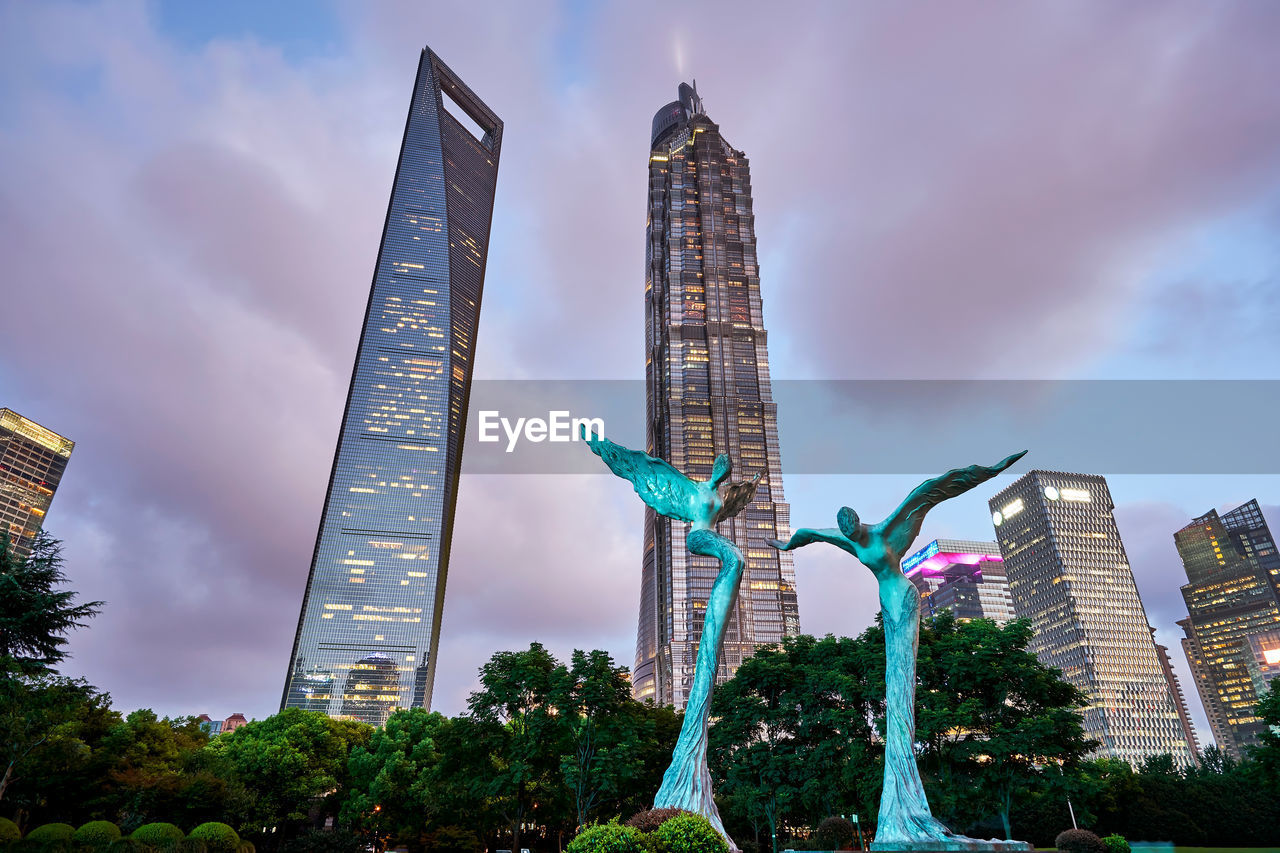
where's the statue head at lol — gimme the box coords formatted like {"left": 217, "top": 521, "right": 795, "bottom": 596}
{"left": 836, "top": 506, "right": 866, "bottom": 543}
{"left": 709, "top": 454, "right": 732, "bottom": 487}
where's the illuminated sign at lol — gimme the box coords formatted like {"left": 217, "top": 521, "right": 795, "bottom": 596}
{"left": 1044, "top": 486, "right": 1059, "bottom": 500}
{"left": 1265, "top": 648, "right": 1280, "bottom": 666}
{"left": 1002, "top": 498, "right": 1024, "bottom": 519}
{"left": 902, "top": 540, "right": 940, "bottom": 574}
{"left": 1060, "top": 488, "right": 1092, "bottom": 503}
{"left": 992, "top": 511, "right": 1003, "bottom": 526}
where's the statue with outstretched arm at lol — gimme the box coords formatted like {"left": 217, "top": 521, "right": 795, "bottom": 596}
{"left": 770, "top": 452, "right": 1030, "bottom": 852}
{"left": 582, "top": 427, "right": 760, "bottom": 850}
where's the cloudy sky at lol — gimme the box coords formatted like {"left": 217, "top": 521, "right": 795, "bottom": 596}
{"left": 3, "top": 1, "right": 1280, "bottom": 748}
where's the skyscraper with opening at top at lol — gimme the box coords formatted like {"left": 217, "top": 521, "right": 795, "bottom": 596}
{"left": 637, "top": 83, "right": 800, "bottom": 710}
{"left": 281, "top": 47, "right": 502, "bottom": 725}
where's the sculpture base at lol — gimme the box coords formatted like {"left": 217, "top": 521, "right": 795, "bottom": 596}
{"left": 870, "top": 840, "right": 1032, "bottom": 852}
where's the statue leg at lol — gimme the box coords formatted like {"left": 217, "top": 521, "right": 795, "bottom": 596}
{"left": 872, "top": 574, "right": 1031, "bottom": 852}
{"left": 653, "top": 528, "right": 743, "bottom": 851}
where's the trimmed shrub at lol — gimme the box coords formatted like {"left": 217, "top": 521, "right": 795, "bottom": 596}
{"left": 567, "top": 820, "right": 649, "bottom": 853}
{"left": 108, "top": 840, "right": 143, "bottom": 853}
{"left": 177, "top": 840, "right": 209, "bottom": 853}
{"left": 815, "top": 817, "right": 855, "bottom": 850}
{"left": 76, "top": 821, "right": 124, "bottom": 846}
{"left": 1055, "top": 829, "right": 1104, "bottom": 853}
{"left": 187, "top": 823, "right": 239, "bottom": 853}
{"left": 26, "top": 823, "right": 77, "bottom": 843}
{"left": 131, "top": 823, "right": 186, "bottom": 847}
{"left": 651, "top": 813, "right": 728, "bottom": 853}
{"left": 0, "top": 817, "right": 20, "bottom": 844}
{"left": 625, "top": 809, "right": 694, "bottom": 833}
{"left": 1100, "top": 836, "right": 1129, "bottom": 853}
{"left": 277, "top": 831, "right": 363, "bottom": 853}
{"left": 235, "top": 842, "right": 256, "bottom": 853}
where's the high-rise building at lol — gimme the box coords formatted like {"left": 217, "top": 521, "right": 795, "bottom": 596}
{"left": 1245, "top": 629, "right": 1280, "bottom": 697}
{"left": 0, "top": 408, "right": 74, "bottom": 559}
{"left": 281, "top": 47, "right": 502, "bottom": 725}
{"left": 1151, "top": 627, "right": 1201, "bottom": 760}
{"left": 1175, "top": 499, "right": 1280, "bottom": 759}
{"left": 638, "top": 83, "right": 799, "bottom": 709}
{"left": 903, "top": 538, "right": 1016, "bottom": 624}
{"left": 990, "top": 471, "right": 1196, "bottom": 766}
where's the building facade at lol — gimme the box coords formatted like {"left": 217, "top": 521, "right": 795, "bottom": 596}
{"left": 0, "top": 408, "right": 74, "bottom": 559}
{"left": 990, "top": 471, "right": 1196, "bottom": 766}
{"left": 281, "top": 48, "right": 502, "bottom": 725}
{"left": 1151, "top": 627, "right": 1201, "bottom": 759}
{"left": 1175, "top": 499, "right": 1280, "bottom": 759}
{"left": 638, "top": 83, "right": 799, "bottom": 708}
{"left": 903, "top": 538, "right": 1016, "bottom": 624}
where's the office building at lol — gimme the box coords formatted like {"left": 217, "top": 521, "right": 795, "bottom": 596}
{"left": 1246, "top": 629, "right": 1280, "bottom": 697}
{"left": 281, "top": 47, "right": 503, "bottom": 724}
{"left": 990, "top": 471, "right": 1196, "bottom": 766}
{"left": 1176, "top": 499, "right": 1280, "bottom": 759}
{"left": 903, "top": 538, "right": 1016, "bottom": 624}
{"left": 1151, "top": 627, "right": 1201, "bottom": 759}
{"left": 638, "top": 83, "right": 799, "bottom": 708}
{"left": 0, "top": 408, "right": 74, "bottom": 559}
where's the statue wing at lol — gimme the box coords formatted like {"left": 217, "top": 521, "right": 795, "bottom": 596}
{"left": 881, "top": 450, "right": 1027, "bottom": 556}
{"left": 714, "top": 471, "right": 763, "bottom": 524}
{"left": 584, "top": 432, "right": 701, "bottom": 523}
{"left": 767, "top": 527, "right": 856, "bottom": 555}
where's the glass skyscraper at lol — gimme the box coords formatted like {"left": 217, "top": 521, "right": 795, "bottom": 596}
{"left": 1176, "top": 499, "right": 1280, "bottom": 759}
{"left": 638, "top": 83, "right": 799, "bottom": 709}
{"left": 990, "top": 471, "right": 1196, "bottom": 767}
{"left": 0, "top": 408, "right": 74, "bottom": 559}
{"left": 903, "top": 539, "right": 1016, "bottom": 624}
{"left": 281, "top": 48, "right": 502, "bottom": 725}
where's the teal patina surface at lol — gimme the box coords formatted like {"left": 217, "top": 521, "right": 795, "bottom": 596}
{"left": 584, "top": 428, "right": 760, "bottom": 850}
{"left": 771, "top": 452, "right": 1032, "bottom": 852}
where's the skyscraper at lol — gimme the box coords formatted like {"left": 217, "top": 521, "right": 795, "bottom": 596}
{"left": 1175, "top": 499, "right": 1280, "bottom": 759}
{"left": 990, "top": 471, "right": 1196, "bottom": 766}
{"left": 282, "top": 48, "right": 502, "bottom": 724}
{"left": 0, "top": 408, "right": 74, "bottom": 559}
{"left": 1151, "top": 626, "right": 1201, "bottom": 760}
{"left": 903, "top": 538, "right": 1016, "bottom": 624}
{"left": 638, "top": 83, "right": 799, "bottom": 709}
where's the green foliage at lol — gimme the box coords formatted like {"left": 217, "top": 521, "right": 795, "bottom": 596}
{"left": 624, "top": 808, "right": 693, "bottom": 832}
{"left": 74, "top": 820, "right": 123, "bottom": 844}
{"left": 814, "top": 816, "right": 854, "bottom": 849}
{"left": 209, "top": 708, "right": 370, "bottom": 828}
{"left": 0, "top": 817, "right": 20, "bottom": 843}
{"left": 1099, "top": 834, "right": 1129, "bottom": 853}
{"left": 187, "top": 822, "right": 238, "bottom": 853}
{"left": 341, "top": 707, "right": 449, "bottom": 848}
{"left": 650, "top": 812, "right": 727, "bottom": 853}
{"left": 130, "top": 823, "right": 186, "bottom": 845}
{"left": 1055, "top": 829, "right": 1103, "bottom": 853}
{"left": 566, "top": 820, "right": 648, "bottom": 853}
{"left": 0, "top": 531, "right": 102, "bottom": 677}
{"left": 107, "top": 839, "right": 142, "bottom": 853}
{"left": 275, "top": 830, "right": 363, "bottom": 853}
{"left": 25, "top": 823, "right": 76, "bottom": 842}
{"left": 1252, "top": 680, "right": 1280, "bottom": 793}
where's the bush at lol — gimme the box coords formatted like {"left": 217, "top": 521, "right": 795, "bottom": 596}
{"left": 277, "top": 831, "right": 362, "bottom": 853}
{"left": 108, "top": 840, "right": 143, "bottom": 853}
{"left": 814, "top": 817, "right": 855, "bottom": 850}
{"left": 76, "top": 821, "right": 124, "bottom": 846}
{"left": 651, "top": 813, "right": 728, "bottom": 853}
{"left": 187, "top": 823, "right": 239, "bottom": 853}
{"left": 177, "top": 841, "right": 209, "bottom": 853}
{"left": 1100, "top": 836, "right": 1129, "bottom": 853}
{"left": 0, "top": 818, "right": 20, "bottom": 844}
{"left": 236, "top": 842, "right": 256, "bottom": 853}
{"left": 567, "top": 820, "right": 649, "bottom": 853}
{"left": 131, "top": 824, "right": 187, "bottom": 846}
{"left": 1055, "top": 829, "right": 1104, "bottom": 853}
{"left": 625, "top": 809, "right": 694, "bottom": 833}
{"left": 25, "top": 824, "right": 77, "bottom": 843}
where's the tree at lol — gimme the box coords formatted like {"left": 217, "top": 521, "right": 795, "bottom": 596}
{"left": 0, "top": 531, "right": 102, "bottom": 677}
{"left": 342, "top": 709, "right": 449, "bottom": 853}
{"left": 467, "top": 643, "right": 569, "bottom": 853}
{"left": 913, "top": 614, "right": 1094, "bottom": 839}
{"left": 553, "top": 649, "right": 647, "bottom": 830}
{"left": 1251, "top": 681, "right": 1280, "bottom": 794}
{"left": 0, "top": 670, "right": 113, "bottom": 806}
{"left": 209, "top": 708, "right": 372, "bottom": 837}
{"left": 709, "top": 634, "right": 882, "bottom": 848}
